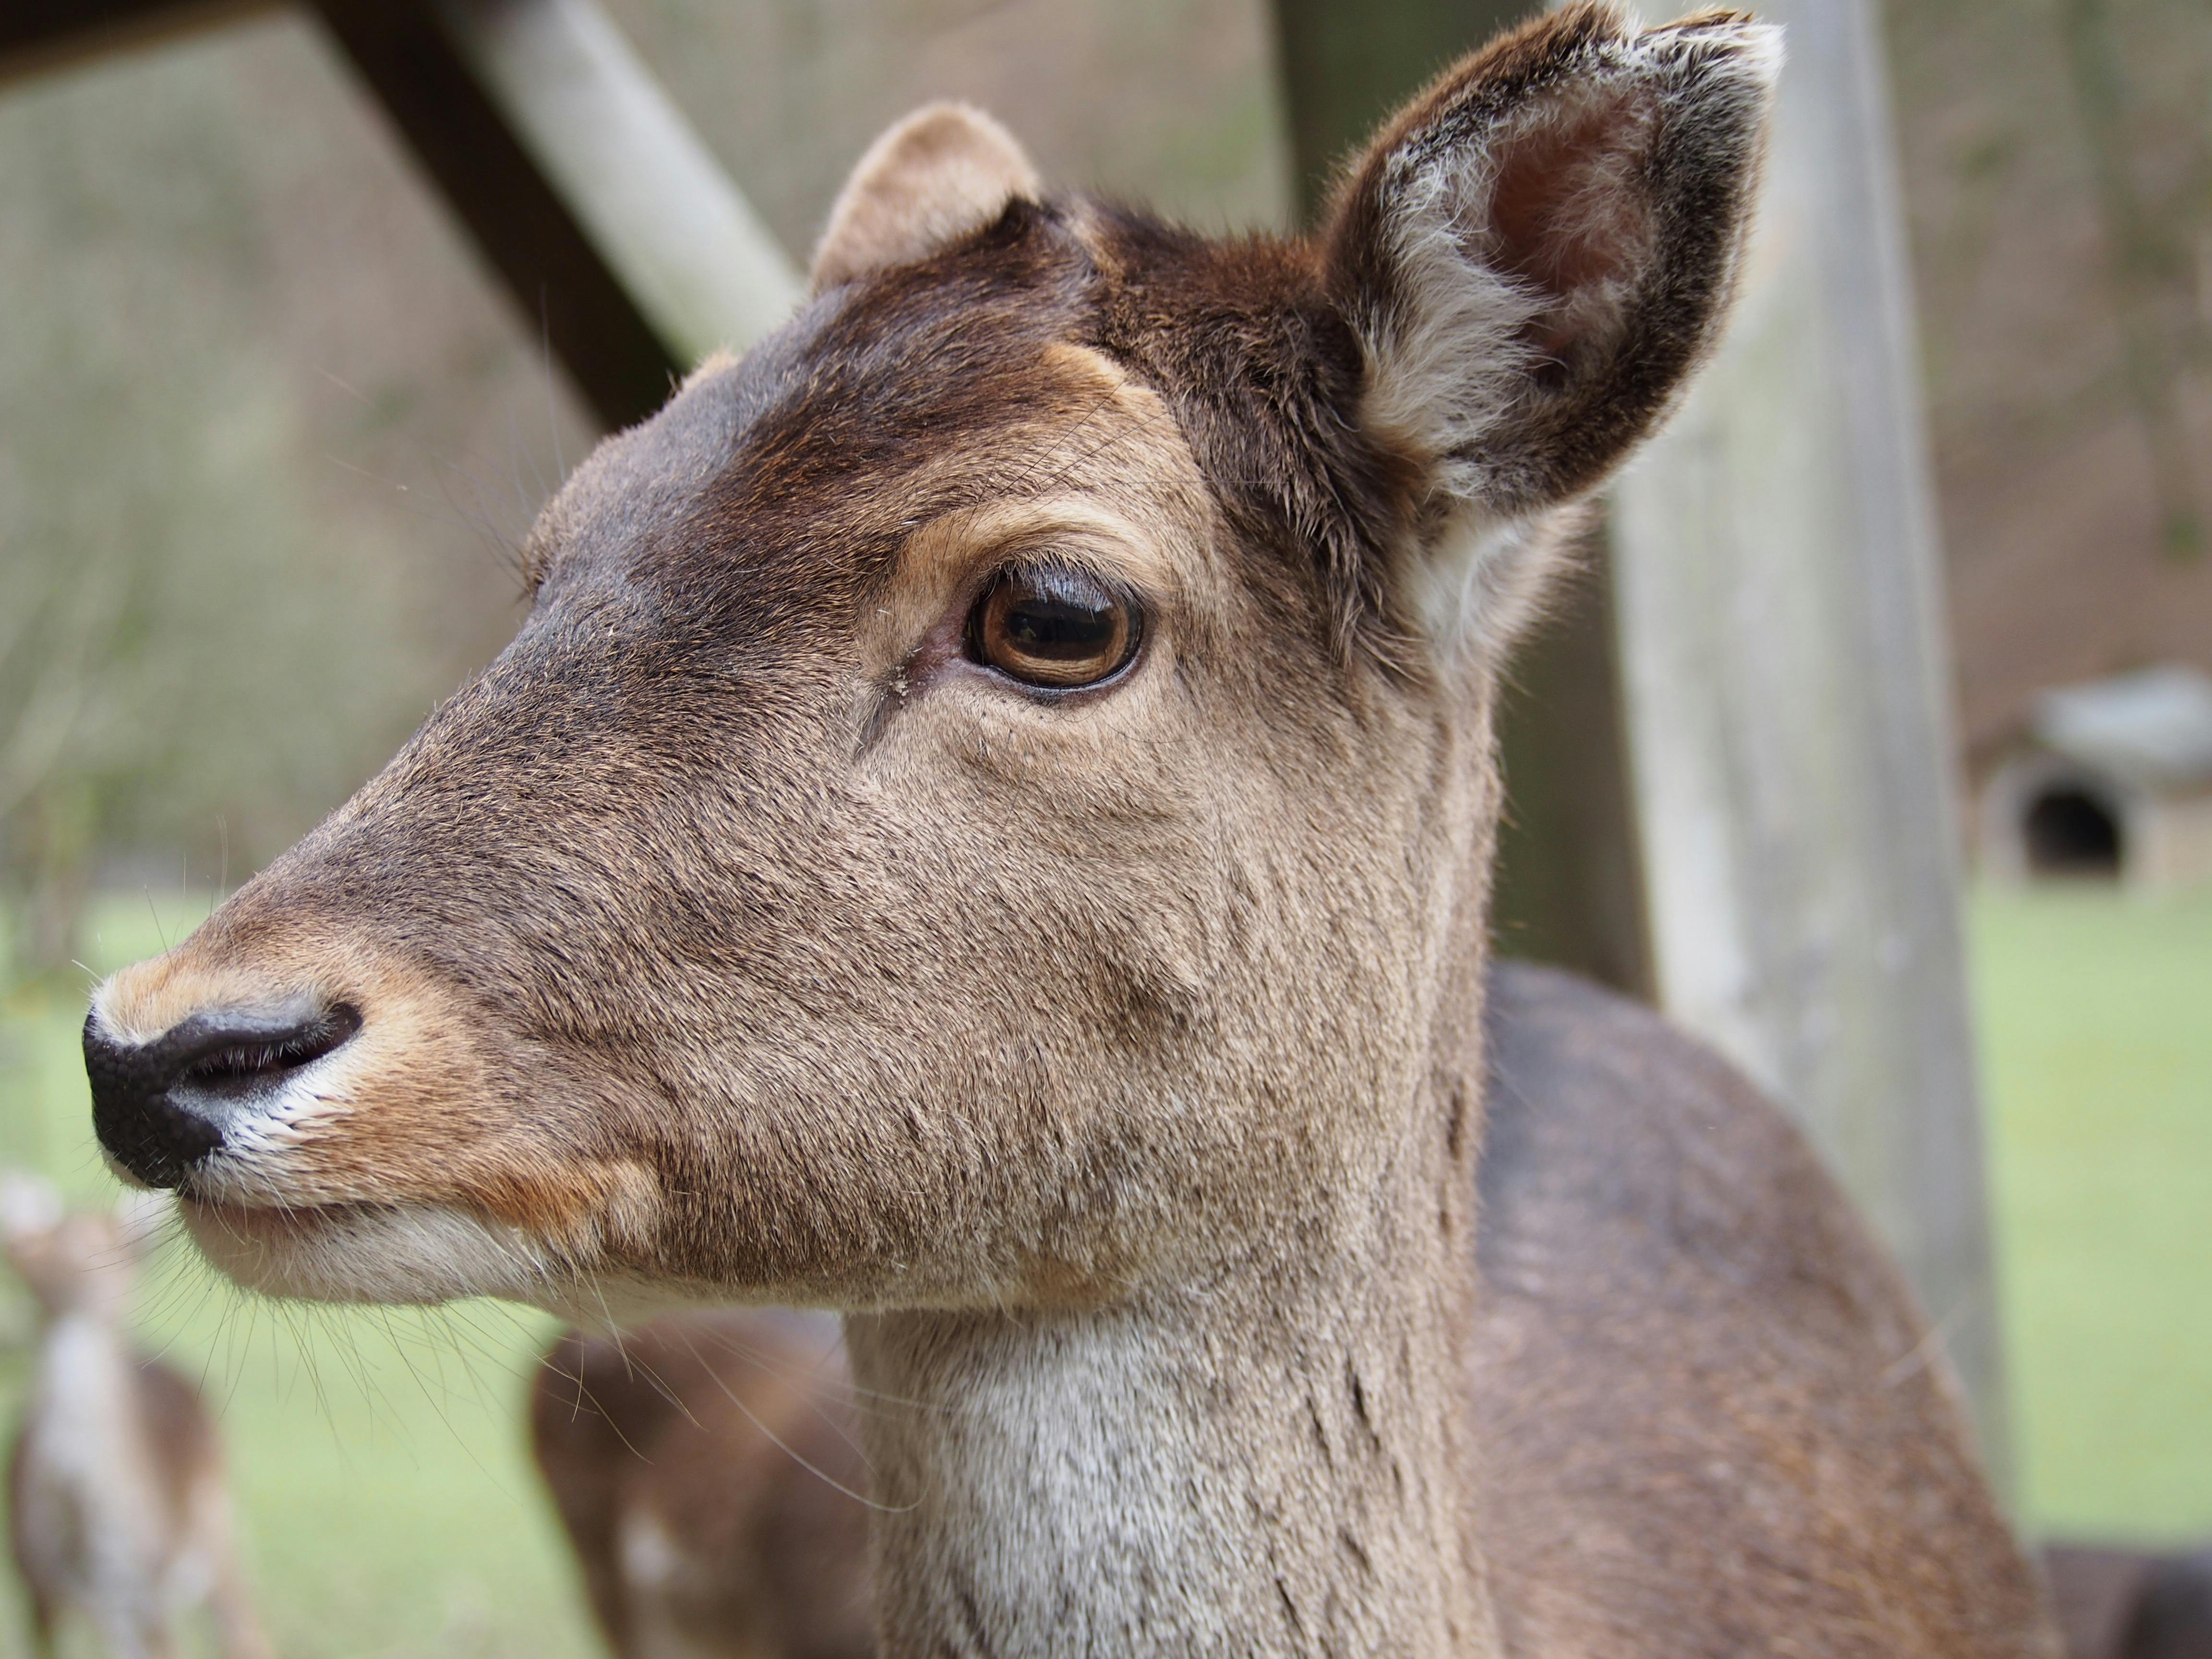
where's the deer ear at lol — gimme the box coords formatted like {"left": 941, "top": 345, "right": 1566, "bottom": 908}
{"left": 811, "top": 104, "right": 1043, "bottom": 291}
{"left": 1325, "top": 3, "right": 1779, "bottom": 639}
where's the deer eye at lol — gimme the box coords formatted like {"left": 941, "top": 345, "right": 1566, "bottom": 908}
{"left": 967, "top": 567, "right": 1143, "bottom": 690}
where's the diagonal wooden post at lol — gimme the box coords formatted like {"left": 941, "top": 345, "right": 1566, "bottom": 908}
{"left": 312, "top": 0, "right": 800, "bottom": 429}
{"left": 2, "top": 0, "right": 801, "bottom": 431}
{"left": 1271, "top": 0, "right": 2011, "bottom": 1487}
{"left": 430, "top": 0, "right": 800, "bottom": 368}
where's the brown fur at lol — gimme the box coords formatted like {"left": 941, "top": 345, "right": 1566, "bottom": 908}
{"left": 83, "top": 7, "right": 2056, "bottom": 1655}
{"left": 521, "top": 966, "right": 2058, "bottom": 1658}
{"left": 530, "top": 1311, "right": 871, "bottom": 1659}
{"left": 1475, "top": 966, "right": 2053, "bottom": 1656}
{"left": 2044, "top": 1547, "right": 2212, "bottom": 1659}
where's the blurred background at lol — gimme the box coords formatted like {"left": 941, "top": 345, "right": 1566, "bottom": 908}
{"left": 1, "top": 0, "right": 2208, "bottom": 1654}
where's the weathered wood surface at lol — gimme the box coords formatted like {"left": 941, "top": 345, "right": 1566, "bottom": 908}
{"left": 436, "top": 0, "right": 800, "bottom": 368}
{"left": 311, "top": 0, "right": 676, "bottom": 427}
{"left": 1490, "top": 534, "right": 1656, "bottom": 1001}
{"left": 1607, "top": 0, "right": 2010, "bottom": 1483}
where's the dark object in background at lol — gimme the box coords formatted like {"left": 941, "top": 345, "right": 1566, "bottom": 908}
{"left": 2121, "top": 1552, "right": 2212, "bottom": 1659}
{"left": 529, "top": 1309, "right": 873, "bottom": 1659}
{"left": 2045, "top": 1546, "right": 2212, "bottom": 1659}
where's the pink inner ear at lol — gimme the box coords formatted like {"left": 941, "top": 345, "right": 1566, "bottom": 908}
{"left": 1482, "top": 93, "right": 1655, "bottom": 310}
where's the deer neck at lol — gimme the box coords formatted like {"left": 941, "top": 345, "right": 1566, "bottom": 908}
{"left": 843, "top": 689, "right": 1502, "bottom": 1658}
{"left": 844, "top": 1063, "right": 1494, "bottom": 1657}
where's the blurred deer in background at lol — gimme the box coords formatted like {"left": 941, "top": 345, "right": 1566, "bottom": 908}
{"left": 1, "top": 1174, "right": 271, "bottom": 1659}
{"left": 530, "top": 1309, "right": 871, "bottom": 1659}
{"left": 82, "top": 4, "right": 2065, "bottom": 1652}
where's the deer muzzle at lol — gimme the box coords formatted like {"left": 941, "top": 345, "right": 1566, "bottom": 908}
{"left": 85, "top": 1000, "right": 362, "bottom": 1188}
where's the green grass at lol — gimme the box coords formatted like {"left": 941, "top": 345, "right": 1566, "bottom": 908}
{"left": 1972, "top": 879, "right": 2212, "bottom": 1544}
{"left": 0, "top": 879, "right": 2204, "bottom": 1656}
{"left": 0, "top": 893, "right": 598, "bottom": 1659}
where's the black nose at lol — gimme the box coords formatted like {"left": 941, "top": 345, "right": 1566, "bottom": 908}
{"left": 84, "top": 1004, "right": 362, "bottom": 1188}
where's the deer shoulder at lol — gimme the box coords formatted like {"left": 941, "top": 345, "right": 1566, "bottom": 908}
{"left": 1472, "top": 964, "right": 2055, "bottom": 1656}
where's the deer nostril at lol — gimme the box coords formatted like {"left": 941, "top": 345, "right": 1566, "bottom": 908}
{"left": 84, "top": 1003, "right": 362, "bottom": 1190}
{"left": 169, "top": 1004, "right": 363, "bottom": 1099}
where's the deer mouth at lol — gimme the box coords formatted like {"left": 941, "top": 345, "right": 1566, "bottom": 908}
{"left": 176, "top": 1190, "right": 558, "bottom": 1306}
{"left": 86, "top": 981, "right": 587, "bottom": 1308}
{"left": 176, "top": 1192, "right": 362, "bottom": 1244}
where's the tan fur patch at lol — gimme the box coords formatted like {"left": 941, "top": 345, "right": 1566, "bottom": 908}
{"left": 810, "top": 103, "right": 1041, "bottom": 291}
{"left": 861, "top": 345, "right": 1210, "bottom": 663}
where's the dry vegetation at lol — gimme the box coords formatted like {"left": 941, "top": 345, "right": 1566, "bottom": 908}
{"left": 1886, "top": 0, "right": 2212, "bottom": 767}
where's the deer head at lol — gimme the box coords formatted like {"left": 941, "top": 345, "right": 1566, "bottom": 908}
{"left": 84, "top": 5, "right": 1777, "bottom": 1327}
{"left": 1, "top": 1173, "right": 166, "bottom": 1326}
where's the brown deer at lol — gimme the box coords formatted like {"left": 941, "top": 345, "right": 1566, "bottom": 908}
{"left": 2, "top": 1176, "right": 272, "bottom": 1659}
{"left": 78, "top": 5, "right": 2061, "bottom": 1653}
{"left": 529, "top": 1309, "right": 872, "bottom": 1659}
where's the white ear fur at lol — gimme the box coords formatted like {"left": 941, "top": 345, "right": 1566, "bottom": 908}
{"left": 1357, "top": 146, "right": 1551, "bottom": 520}
{"left": 1359, "top": 85, "right": 1646, "bottom": 507}
{"left": 1409, "top": 509, "right": 1588, "bottom": 658}
{"left": 1334, "top": 6, "right": 1781, "bottom": 652}
{"left": 811, "top": 103, "right": 1042, "bottom": 291}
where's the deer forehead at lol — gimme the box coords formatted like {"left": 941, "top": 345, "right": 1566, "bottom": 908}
{"left": 866, "top": 344, "right": 1219, "bottom": 640}
{"left": 514, "top": 232, "right": 1273, "bottom": 709}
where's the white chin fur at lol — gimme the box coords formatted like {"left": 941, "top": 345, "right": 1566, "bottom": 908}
{"left": 180, "top": 1199, "right": 554, "bottom": 1306}
{"left": 177, "top": 1197, "right": 686, "bottom": 1326}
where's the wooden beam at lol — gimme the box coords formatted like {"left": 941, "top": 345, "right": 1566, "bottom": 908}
{"left": 310, "top": 0, "right": 799, "bottom": 431}
{"left": 10, "top": 0, "right": 799, "bottom": 431}
{"left": 1607, "top": 0, "right": 2012, "bottom": 1486}
{"left": 434, "top": 0, "right": 800, "bottom": 370}
{"left": 0, "top": 0, "right": 276, "bottom": 90}
{"left": 1490, "top": 531, "right": 1655, "bottom": 1001}
{"left": 310, "top": 0, "right": 681, "bottom": 429}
